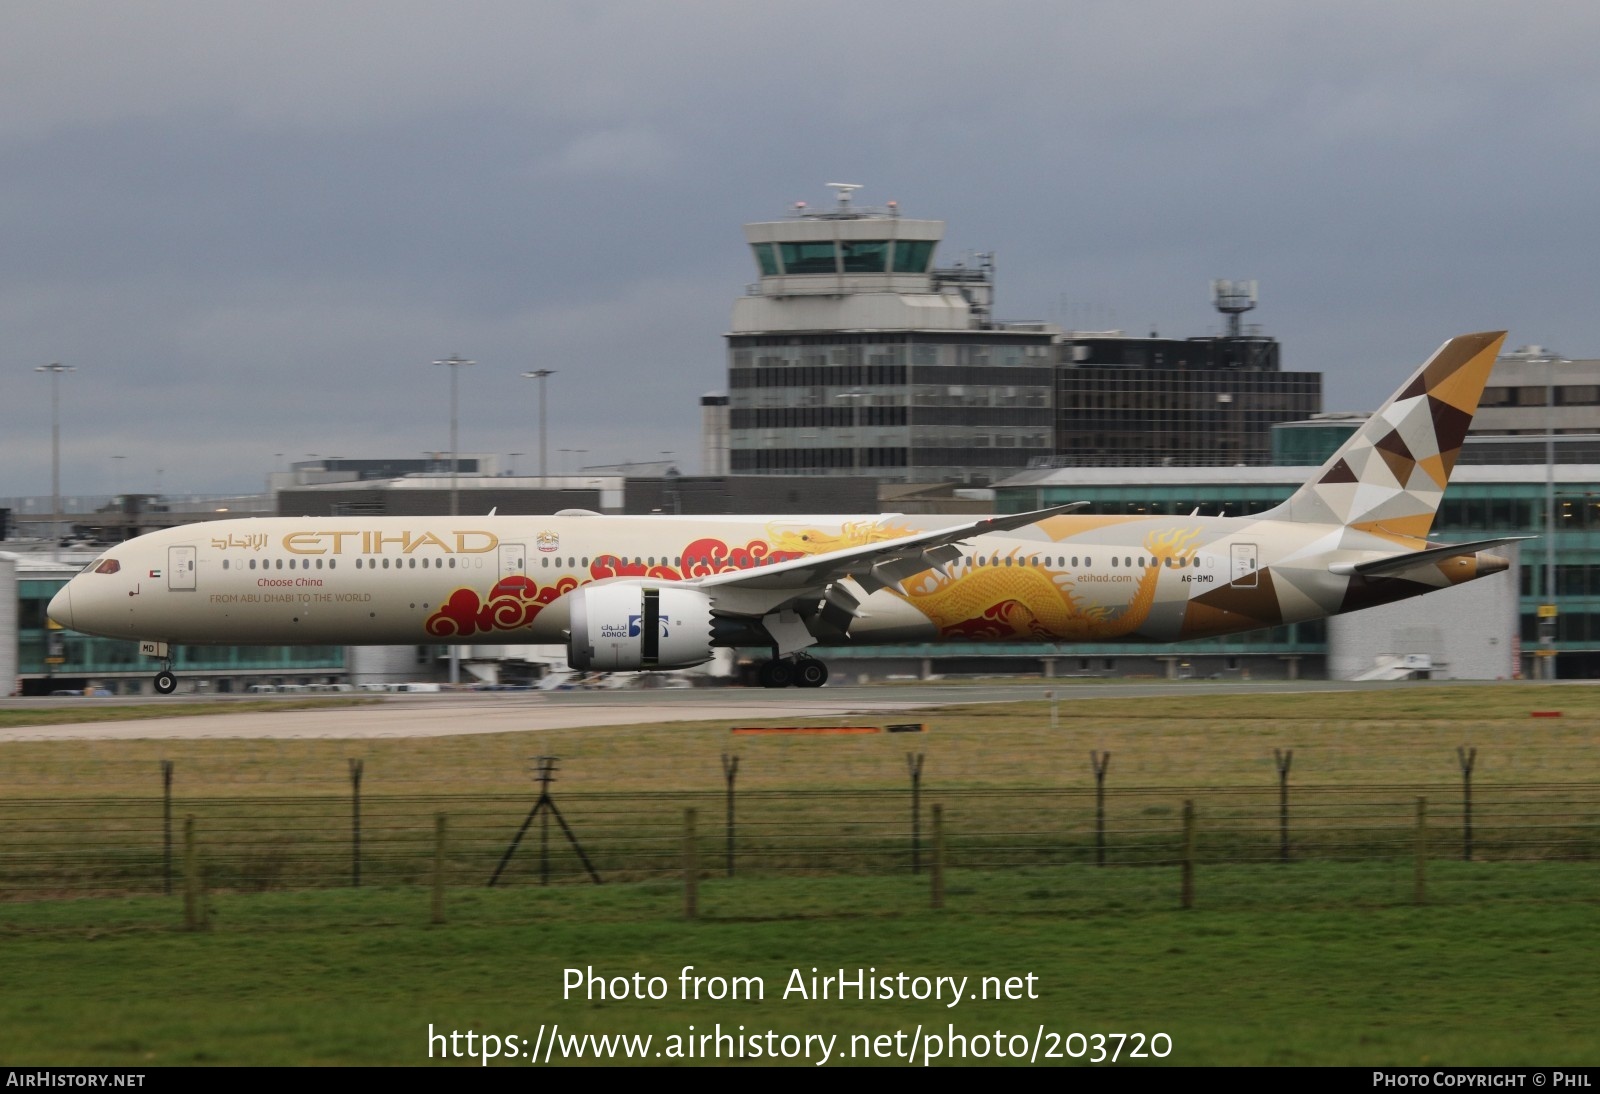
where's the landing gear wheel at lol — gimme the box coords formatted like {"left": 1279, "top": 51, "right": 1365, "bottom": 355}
{"left": 758, "top": 659, "right": 796, "bottom": 689}
{"left": 795, "top": 659, "right": 829, "bottom": 688}
{"left": 154, "top": 671, "right": 177, "bottom": 695}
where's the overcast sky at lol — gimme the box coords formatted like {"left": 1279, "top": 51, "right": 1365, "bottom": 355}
{"left": 2, "top": 1, "right": 1596, "bottom": 501}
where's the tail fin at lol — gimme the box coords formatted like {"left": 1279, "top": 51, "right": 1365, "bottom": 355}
{"left": 1272, "top": 330, "right": 1508, "bottom": 542}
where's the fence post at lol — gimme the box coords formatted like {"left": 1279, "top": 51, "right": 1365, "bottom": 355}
{"left": 721, "top": 753, "right": 738, "bottom": 878}
{"left": 432, "top": 813, "right": 447, "bottom": 925}
{"left": 907, "top": 753, "right": 925, "bottom": 875}
{"left": 349, "top": 758, "right": 364, "bottom": 888}
{"left": 162, "top": 760, "right": 174, "bottom": 896}
{"left": 931, "top": 804, "right": 945, "bottom": 910}
{"left": 1091, "top": 751, "right": 1111, "bottom": 867}
{"left": 540, "top": 784, "right": 551, "bottom": 887}
{"left": 1275, "top": 748, "right": 1293, "bottom": 864}
{"left": 1457, "top": 746, "right": 1476, "bottom": 862}
{"left": 1180, "top": 800, "right": 1196, "bottom": 910}
{"left": 182, "top": 814, "right": 206, "bottom": 931}
{"left": 1413, "top": 797, "right": 1427, "bottom": 906}
{"left": 684, "top": 807, "right": 698, "bottom": 920}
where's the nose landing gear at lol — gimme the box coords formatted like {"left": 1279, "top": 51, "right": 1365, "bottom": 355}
{"left": 152, "top": 656, "right": 178, "bottom": 696}
{"left": 140, "top": 641, "right": 178, "bottom": 695}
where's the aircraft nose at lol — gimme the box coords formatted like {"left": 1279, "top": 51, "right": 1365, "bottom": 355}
{"left": 48, "top": 584, "right": 74, "bottom": 629}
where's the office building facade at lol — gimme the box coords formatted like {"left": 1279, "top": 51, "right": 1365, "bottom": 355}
{"left": 1052, "top": 337, "right": 1322, "bottom": 467}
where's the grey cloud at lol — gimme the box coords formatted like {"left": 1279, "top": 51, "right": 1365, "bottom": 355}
{"left": 3, "top": 2, "right": 1599, "bottom": 498}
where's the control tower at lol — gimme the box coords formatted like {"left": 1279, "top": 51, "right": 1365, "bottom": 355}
{"left": 733, "top": 183, "right": 979, "bottom": 333}
{"left": 724, "top": 186, "right": 1055, "bottom": 485}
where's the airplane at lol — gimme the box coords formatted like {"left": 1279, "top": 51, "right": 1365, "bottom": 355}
{"left": 49, "top": 331, "right": 1526, "bottom": 695}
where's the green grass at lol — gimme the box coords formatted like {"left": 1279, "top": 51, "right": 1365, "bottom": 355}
{"left": 2, "top": 683, "right": 1598, "bottom": 1066}
{"left": 3, "top": 684, "right": 1598, "bottom": 898}
{"left": 0, "top": 864, "right": 1595, "bottom": 1066}
{"left": 2, "top": 683, "right": 1598, "bottom": 798}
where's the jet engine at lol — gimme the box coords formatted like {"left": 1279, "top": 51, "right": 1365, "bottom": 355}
{"left": 567, "top": 582, "right": 716, "bottom": 671}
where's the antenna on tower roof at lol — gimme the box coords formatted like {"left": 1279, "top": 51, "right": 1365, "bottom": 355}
{"left": 826, "top": 182, "right": 862, "bottom": 211}
{"left": 1212, "top": 279, "right": 1258, "bottom": 339}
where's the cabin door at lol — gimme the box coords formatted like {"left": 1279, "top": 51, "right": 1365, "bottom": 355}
{"left": 1230, "top": 543, "right": 1259, "bottom": 588}
{"left": 499, "top": 542, "right": 527, "bottom": 580}
{"left": 167, "top": 546, "right": 197, "bottom": 591}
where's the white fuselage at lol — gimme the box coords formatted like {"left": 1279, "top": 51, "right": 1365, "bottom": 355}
{"left": 47, "top": 510, "right": 1502, "bottom": 655}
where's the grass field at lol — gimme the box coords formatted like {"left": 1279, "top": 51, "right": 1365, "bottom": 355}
{"left": 1, "top": 864, "right": 1596, "bottom": 1066}
{"left": 1, "top": 683, "right": 1597, "bottom": 1066}
{"left": 3, "top": 682, "right": 1598, "bottom": 796}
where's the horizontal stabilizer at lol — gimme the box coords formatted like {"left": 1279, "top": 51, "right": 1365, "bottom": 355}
{"left": 1329, "top": 535, "right": 1534, "bottom": 578}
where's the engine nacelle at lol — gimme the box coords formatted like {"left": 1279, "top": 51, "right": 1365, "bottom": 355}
{"left": 567, "top": 582, "right": 716, "bottom": 671}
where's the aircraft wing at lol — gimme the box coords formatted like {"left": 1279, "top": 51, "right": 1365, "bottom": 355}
{"left": 690, "top": 502, "right": 1087, "bottom": 624}
{"left": 1329, "top": 535, "right": 1535, "bottom": 578}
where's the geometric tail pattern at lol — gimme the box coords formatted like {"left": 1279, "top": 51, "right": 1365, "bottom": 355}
{"left": 1269, "top": 331, "right": 1507, "bottom": 544}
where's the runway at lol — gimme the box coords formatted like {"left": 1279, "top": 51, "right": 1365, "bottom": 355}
{"left": 1, "top": 679, "right": 1413, "bottom": 740}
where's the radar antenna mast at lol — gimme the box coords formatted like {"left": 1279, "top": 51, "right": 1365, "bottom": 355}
{"left": 825, "top": 182, "right": 863, "bottom": 213}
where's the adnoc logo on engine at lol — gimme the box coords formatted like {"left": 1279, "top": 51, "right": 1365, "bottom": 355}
{"left": 627, "top": 614, "right": 669, "bottom": 638}
{"left": 599, "top": 622, "right": 631, "bottom": 639}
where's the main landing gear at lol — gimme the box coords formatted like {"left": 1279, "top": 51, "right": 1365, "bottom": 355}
{"left": 756, "top": 656, "right": 829, "bottom": 689}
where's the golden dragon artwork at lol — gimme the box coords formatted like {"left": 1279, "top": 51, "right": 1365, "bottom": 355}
{"left": 898, "top": 526, "right": 1203, "bottom": 641}
{"left": 766, "top": 519, "right": 918, "bottom": 555}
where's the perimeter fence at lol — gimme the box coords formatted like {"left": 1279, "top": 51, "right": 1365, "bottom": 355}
{"left": 3, "top": 780, "right": 1598, "bottom": 903}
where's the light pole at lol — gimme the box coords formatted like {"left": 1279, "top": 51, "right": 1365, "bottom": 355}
{"left": 432, "top": 355, "right": 474, "bottom": 689}
{"left": 522, "top": 368, "right": 556, "bottom": 487}
{"left": 1542, "top": 355, "right": 1562, "bottom": 680}
{"left": 36, "top": 363, "right": 74, "bottom": 561}
{"left": 432, "top": 355, "right": 475, "bottom": 516}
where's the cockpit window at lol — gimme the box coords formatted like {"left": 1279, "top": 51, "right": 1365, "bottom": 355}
{"left": 93, "top": 559, "right": 121, "bottom": 575}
